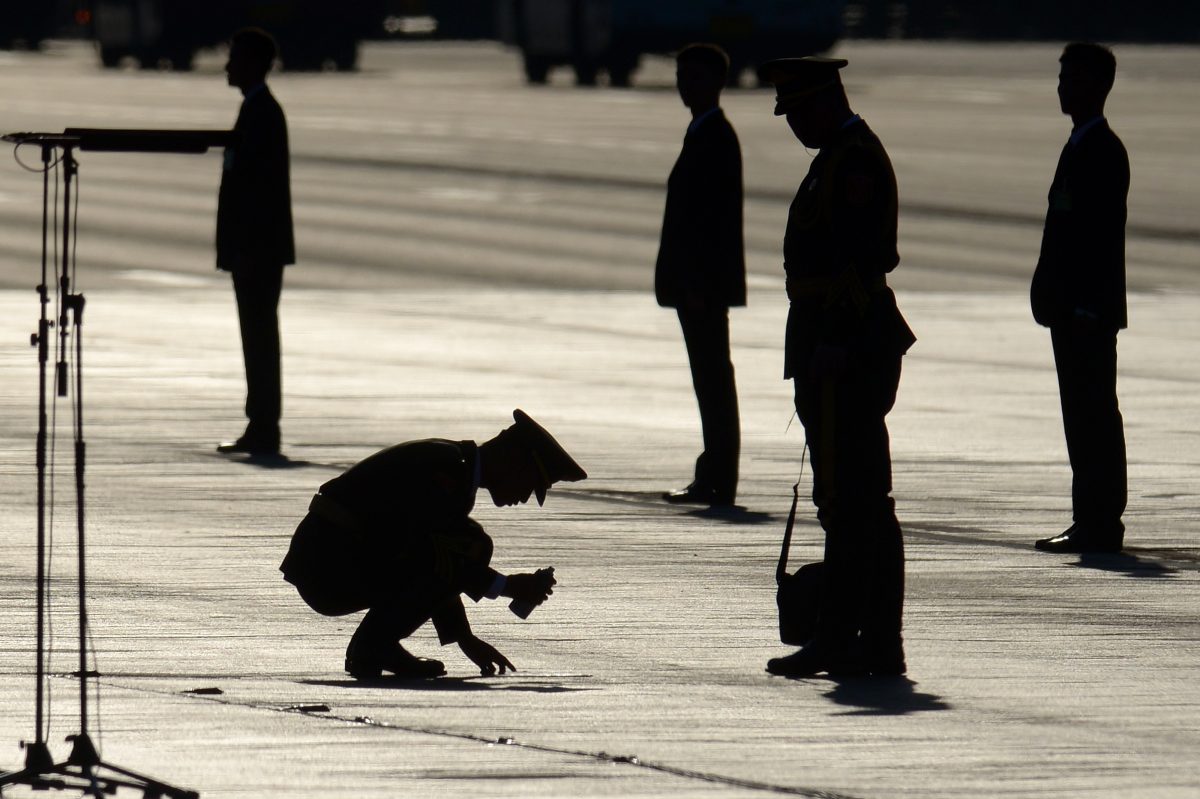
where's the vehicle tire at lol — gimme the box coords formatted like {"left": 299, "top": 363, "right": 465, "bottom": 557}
{"left": 726, "top": 56, "right": 747, "bottom": 88}
{"left": 332, "top": 42, "right": 359, "bottom": 72}
{"left": 281, "top": 47, "right": 324, "bottom": 72}
{"left": 99, "top": 46, "right": 124, "bottom": 68}
{"left": 137, "top": 50, "right": 162, "bottom": 70}
{"left": 606, "top": 54, "right": 638, "bottom": 88}
{"left": 169, "top": 49, "right": 194, "bottom": 72}
{"left": 523, "top": 53, "right": 550, "bottom": 84}
{"left": 573, "top": 62, "right": 598, "bottom": 87}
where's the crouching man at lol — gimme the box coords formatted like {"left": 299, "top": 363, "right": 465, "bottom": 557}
{"left": 280, "top": 410, "right": 587, "bottom": 678}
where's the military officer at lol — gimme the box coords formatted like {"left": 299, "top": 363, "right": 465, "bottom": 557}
{"left": 280, "top": 410, "right": 586, "bottom": 678}
{"left": 759, "top": 57, "right": 915, "bottom": 678}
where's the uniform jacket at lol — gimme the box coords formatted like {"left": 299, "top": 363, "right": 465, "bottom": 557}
{"left": 783, "top": 118, "right": 914, "bottom": 377}
{"left": 655, "top": 108, "right": 746, "bottom": 308}
{"left": 216, "top": 85, "right": 295, "bottom": 270}
{"left": 1031, "top": 120, "right": 1129, "bottom": 329}
{"left": 280, "top": 439, "right": 502, "bottom": 642}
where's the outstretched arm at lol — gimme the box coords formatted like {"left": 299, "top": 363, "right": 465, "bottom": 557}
{"left": 458, "top": 634, "right": 516, "bottom": 676}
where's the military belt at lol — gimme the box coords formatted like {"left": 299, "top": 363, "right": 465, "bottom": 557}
{"left": 785, "top": 272, "right": 887, "bottom": 302}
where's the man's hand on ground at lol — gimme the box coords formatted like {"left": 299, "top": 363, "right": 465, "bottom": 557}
{"left": 458, "top": 634, "right": 515, "bottom": 676}
{"left": 503, "top": 567, "right": 556, "bottom": 606}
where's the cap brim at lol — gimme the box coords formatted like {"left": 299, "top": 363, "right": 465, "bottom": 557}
{"left": 512, "top": 409, "right": 588, "bottom": 483}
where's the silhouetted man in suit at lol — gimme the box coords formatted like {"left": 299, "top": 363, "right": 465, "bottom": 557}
{"left": 759, "top": 58, "right": 915, "bottom": 678}
{"left": 281, "top": 410, "right": 587, "bottom": 678}
{"left": 657, "top": 43, "right": 746, "bottom": 508}
{"left": 216, "top": 28, "right": 294, "bottom": 456}
{"left": 1032, "top": 43, "right": 1129, "bottom": 554}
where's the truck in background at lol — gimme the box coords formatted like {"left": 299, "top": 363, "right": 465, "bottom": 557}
{"left": 91, "top": 0, "right": 385, "bottom": 71}
{"left": 0, "top": 5, "right": 60, "bottom": 50}
{"left": 494, "top": 0, "right": 845, "bottom": 87}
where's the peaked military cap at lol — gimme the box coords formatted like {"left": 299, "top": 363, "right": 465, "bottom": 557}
{"left": 758, "top": 56, "right": 848, "bottom": 115}
{"left": 507, "top": 409, "right": 587, "bottom": 505}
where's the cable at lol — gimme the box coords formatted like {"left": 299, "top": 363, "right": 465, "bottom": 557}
{"left": 71, "top": 166, "right": 80, "bottom": 292}
{"left": 69, "top": 171, "right": 103, "bottom": 751}
{"left": 88, "top": 616, "right": 102, "bottom": 753}
{"left": 12, "top": 141, "right": 64, "bottom": 173}
{"left": 45, "top": 378, "right": 57, "bottom": 743}
{"left": 44, "top": 149, "right": 61, "bottom": 743}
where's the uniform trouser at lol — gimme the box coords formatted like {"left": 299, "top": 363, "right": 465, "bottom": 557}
{"left": 793, "top": 354, "right": 904, "bottom": 648}
{"left": 231, "top": 264, "right": 284, "bottom": 439}
{"left": 677, "top": 307, "right": 740, "bottom": 500}
{"left": 286, "top": 513, "right": 494, "bottom": 649}
{"left": 1050, "top": 325, "right": 1127, "bottom": 530}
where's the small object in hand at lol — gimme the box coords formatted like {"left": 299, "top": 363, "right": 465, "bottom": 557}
{"left": 509, "top": 567, "right": 555, "bottom": 618}
{"left": 508, "top": 598, "right": 536, "bottom": 619}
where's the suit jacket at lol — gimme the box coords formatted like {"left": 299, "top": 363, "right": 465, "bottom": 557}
{"left": 782, "top": 118, "right": 914, "bottom": 377}
{"left": 655, "top": 108, "right": 746, "bottom": 308}
{"left": 217, "top": 85, "right": 295, "bottom": 270}
{"left": 1031, "top": 119, "right": 1129, "bottom": 329}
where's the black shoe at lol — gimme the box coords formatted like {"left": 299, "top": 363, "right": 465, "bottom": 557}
{"left": 766, "top": 639, "right": 866, "bottom": 678}
{"left": 345, "top": 642, "right": 445, "bottom": 680}
{"left": 862, "top": 640, "right": 907, "bottom": 677}
{"left": 663, "top": 484, "right": 734, "bottom": 507}
{"left": 1035, "top": 523, "right": 1123, "bottom": 553}
{"left": 217, "top": 436, "right": 280, "bottom": 456}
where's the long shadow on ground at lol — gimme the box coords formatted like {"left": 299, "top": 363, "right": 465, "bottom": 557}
{"left": 822, "top": 677, "right": 952, "bottom": 717}
{"left": 300, "top": 677, "right": 595, "bottom": 693}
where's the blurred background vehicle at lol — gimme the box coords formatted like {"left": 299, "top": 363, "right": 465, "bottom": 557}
{"left": 88, "top": 0, "right": 386, "bottom": 71}
{"left": 0, "top": 5, "right": 60, "bottom": 50}
{"left": 842, "top": 0, "right": 1200, "bottom": 41}
{"left": 491, "top": 0, "right": 846, "bottom": 87}
{"left": 21, "top": 1, "right": 1198, "bottom": 75}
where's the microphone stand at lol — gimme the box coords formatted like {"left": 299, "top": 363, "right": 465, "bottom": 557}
{"left": 0, "top": 128, "right": 231, "bottom": 799}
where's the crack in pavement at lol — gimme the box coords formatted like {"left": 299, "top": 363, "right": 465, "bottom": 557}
{"left": 79, "top": 675, "right": 866, "bottom": 799}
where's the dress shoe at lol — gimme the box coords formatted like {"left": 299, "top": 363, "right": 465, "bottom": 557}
{"left": 216, "top": 436, "right": 280, "bottom": 456}
{"left": 766, "top": 638, "right": 867, "bottom": 678}
{"left": 663, "top": 484, "right": 734, "bottom": 507}
{"left": 345, "top": 642, "right": 445, "bottom": 680}
{"left": 862, "top": 639, "right": 907, "bottom": 677}
{"left": 1035, "top": 523, "right": 1123, "bottom": 554}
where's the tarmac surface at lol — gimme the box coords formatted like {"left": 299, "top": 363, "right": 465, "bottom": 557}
{"left": 1, "top": 40, "right": 1199, "bottom": 799}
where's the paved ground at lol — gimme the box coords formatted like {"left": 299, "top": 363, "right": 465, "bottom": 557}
{"left": 0, "top": 39, "right": 1198, "bottom": 799}
{"left": 3, "top": 39, "right": 1200, "bottom": 295}
{"left": 2, "top": 282, "right": 1198, "bottom": 798}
